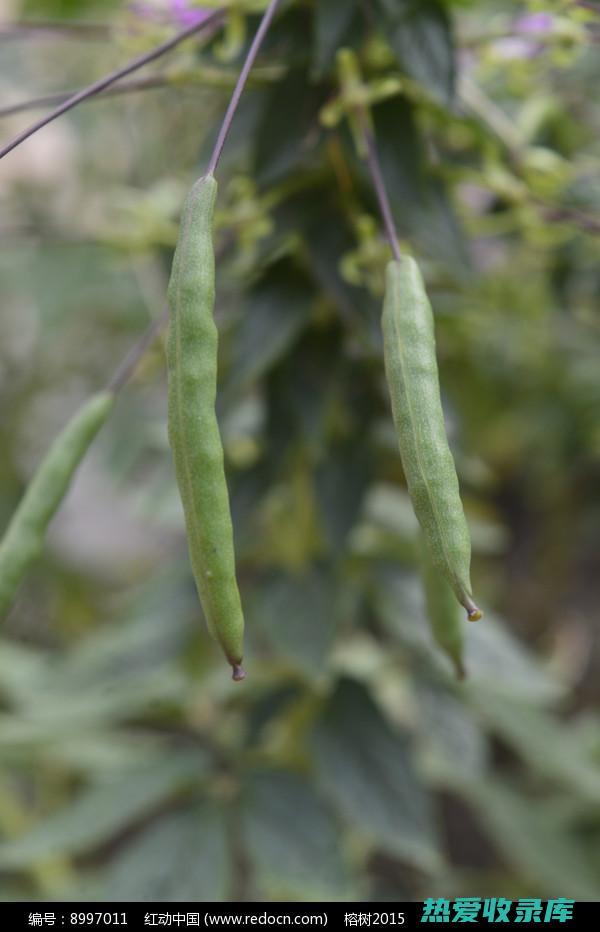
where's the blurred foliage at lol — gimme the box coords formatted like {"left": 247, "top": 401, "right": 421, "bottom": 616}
{"left": 1, "top": 0, "right": 600, "bottom": 904}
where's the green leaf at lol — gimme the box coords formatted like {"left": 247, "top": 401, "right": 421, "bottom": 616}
{"left": 464, "top": 779, "right": 599, "bottom": 900}
{"left": 313, "top": 0, "right": 361, "bottom": 76}
{"left": 99, "top": 804, "right": 230, "bottom": 902}
{"left": 370, "top": 97, "right": 426, "bottom": 212}
{"left": 249, "top": 567, "right": 337, "bottom": 678}
{"left": 0, "top": 641, "right": 50, "bottom": 706}
{"left": 241, "top": 770, "right": 352, "bottom": 900}
{"left": 296, "top": 189, "right": 379, "bottom": 343}
{"left": 410, "top": 180, "right": 471, "bottom": 279}
{"left": 469, "top": 688, "right": 600, "bottom": 804}
{"left": 0, "top": 669, "right": 185, "bottom": 740}
{"left": 311, "top": 678, "right": 440, "bottom": 871}
{"left": 375, "top": 0, "right": 456, "bottom": 105}
{"left": 415, "top": 677, "right": 488, "bottom": 781}
{"left": 0, "top": 753, "right": 207, "bottom": 867}
{"left": 223, "top": 264, "right": 312, "bottom": 401}
{"left": 265, "top": 327, "right": 347, "bottom": 460}
{"left": 255, "top": 69, "right": 325, "bottom": 186}
{"left": 464, "top": 614, "right": 562, "bottom": 704}
{"left": 374, "top": 567, "right": 561, "bottom": 703}
{"left": 369, "top": 101, "right": 469, "bottom": 273}
{"left": 315, "top": 439, "right": 372, "bottom": 554}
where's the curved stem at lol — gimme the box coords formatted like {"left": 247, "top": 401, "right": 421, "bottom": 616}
{"left": 206, "top": 0, "right": 283, "bottom": 177}
{"left": 0, "top": 11, "right": 223, "bottom": 162}
{"left": 107, "top": 306, "right": 169, "bottom": 394}
{"left": 362, "top": 126, "right": 402, "bottom": 262}
{"left": 0, "top": 64, "right": 283, "bottom": 120}
{"left": 106, "top": 238, "right": 231, "bottom": 395}
{"left": 0, "top": 20, "right": 111, "bottom": 40}
{"left": 0, "top": 77, "right": 174, "bottom": 120}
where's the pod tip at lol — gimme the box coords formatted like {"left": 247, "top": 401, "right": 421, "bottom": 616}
{"left": 467, "top": 608, "right": 483, "bottom": 622}
{"left": 231, "top": 664, "right": 247, "bottom": 682}
{"left": 454, "top": 659, "right": 467, "bottom": 681}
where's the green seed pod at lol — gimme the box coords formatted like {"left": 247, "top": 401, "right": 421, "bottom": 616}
{"left": 166, "top": 174, "right": 245, "bottom": 681}
{"left": 382, "top": 257, "right": 482, "bottom": 621}
{"left": 0, "top": 391, "right": 114, "bottom": 618}
{"left": 420, "top": 536, "right": 466, "bottom": 680}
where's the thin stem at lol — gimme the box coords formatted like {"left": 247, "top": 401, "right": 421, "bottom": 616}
{"left": 459, "top": 74, "right": 524, "bottom": 161}
{"left": 362, "top": 126, "right": 402, "bottom": 262}
{"left": 0, "top": 77, "right": 172, "bottom": 120}
{"left": 0, "top": 64, "right": 283, "bottom": 120}
{"left": 0, "top": 11, "right": 223, "bottom": 162}
{"left": 0, "top": 20, "right": 112, "bottom": 40}
{"left": 575, "top": 0, "right": 600, "bottom": 13}
{"left": 541, "top": 204, "right": 600, "bottom": 235}
{"left": 106, "top": 238, "right": 231, "bottom": 395}
{"left": 460, "top": 76, "right": 600, "bottom": 236}
{"left": 206, "top": 0, "right": 283, "bottom": 176}
{"left": 107, "top": 307, "right": 169, "bottom": 394}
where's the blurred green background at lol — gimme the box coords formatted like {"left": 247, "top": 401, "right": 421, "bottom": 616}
{"left": 1, "top": 0, "right": 599, "bottom": 903}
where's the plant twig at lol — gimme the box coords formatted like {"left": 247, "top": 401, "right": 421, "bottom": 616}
{"left": 0, "top": 65, "right": 284, "bottom": 120}
{"left": 575, "top": 0, "right": 600, "bottom": 13}
{"left": 0, "top": 77, "right": 174, "bottom": 120}
{"left": 0, "top": 20, "right": 112, "bottom": 40}
{"left": 362, "top": 126, "right": 402, "bottom": 262}
{"left": 0, "top": 11, "right": 223, "bottom": 162}
{"left": 460, "top": 75, "right": 600, "bottom": 237}
{"left": 206, "top": 0, "right": 284, "bottom": 176}
{"left": 459, "top": 74, "right": 524, "bottom": 161}
{"left": 106, "top": 238, "right": 231, "bottom": 395}
{"left": 541, "top": 204, "right": 600, "bottom": 234}
{"left": 107, "top": 307, "right": 169, "bottom": 394}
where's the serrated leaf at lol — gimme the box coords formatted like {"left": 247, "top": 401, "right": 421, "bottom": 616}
{"left": 0, "top": 668, "right": 185, "bottom": 737}
{"left": 99, "top": 804, "right": 230, "bottom": 902}
{"left": 0, "top": 641, "right": 50, "bottom": 706}
{"left": 0, "top": 753, "right": 207, "bottom": 868}
{"left": 415, "top": 677, "right": 488, "bottom": 780}
{"left": 311, "top": 678, "right": 440, "bottom": 871}
{"left": 373, "top": 565, "right": 562, "bottom": 703}
{"left": 464, "top": 614, "right": 562, "bottom": 704}
{"left": 376, "top": 0, "right": 456, "bottom": 105}
{"left": 249, "top": 567, "right": 337, "bottom": 678}
{"left": 255, "top": 69, "right": 324, "bottom": 186}
{"left": 370, "top": 100, "right": 468, "bottom": 272}
{"left": 469, "top": 688, "right": 600, "bottom": 804}
{"left": 297, "top": 190, "right": 379, "bottom": 341}
{"left": 370, "top": 97, "right": 426, "bottom": 212}
{"left": 410, "top": 180, "right": 471, "bottom": 278}
{"left": 464, "top": 779, "right": 599, "bottom": 900}
{"left": 313, "top": 0, "right": 361, "bottom": 76}
{"left": 223, "top": 265, "right": 312, "bottom": 401}
{"left": 315, "top": 439, "right": 371, "bottom": 553}
{"left": 241, "top": 770, "right": 352, "bottom": 901}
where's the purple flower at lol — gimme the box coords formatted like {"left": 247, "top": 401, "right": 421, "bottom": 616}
{"left": 515, "top": 12, "right": 554, "bottom": 35}
{"left": 129, "top": 1, "right": 213, "bottom": 28}
{"left": 170, "top": 0, "right": 213, "bottom": 27}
